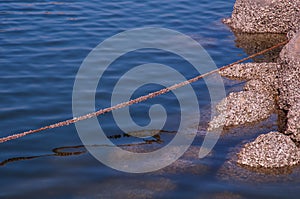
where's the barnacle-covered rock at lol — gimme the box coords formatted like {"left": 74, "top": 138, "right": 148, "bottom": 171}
{"left": 223, "top": 0, "right": 300, "bottom": 34}
{"left": 219, "top": 62, "right": 278, "bottom": 89}
{"left": 218, "top": 143, "right": 300, "bottom": 183}
{"left": 243, "top": 79, "right": 274, "bottom": 95}
{"left": 237, "top": 132, "right": 300, "bottom": 168}
{"left": 219, "top": 63, "right": 276, "bottom": 80}
{"left": 217, "top": 0, "right": 300, "bottom": 171}
{"left": 208, "top": 91, "right": 274, "bottom": 130}
{"left": 285, "top": 102, "right": 300, "bottom": 142}
{"left": 277, "top": 31, "right": 300, "bottom": 111}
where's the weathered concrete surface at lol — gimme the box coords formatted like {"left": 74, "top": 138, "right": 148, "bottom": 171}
{"left": 237, "top": 132, "right": 300, "bottom": 168}
{"left": 223, "top": 0, "right": 300, "bottom": 34}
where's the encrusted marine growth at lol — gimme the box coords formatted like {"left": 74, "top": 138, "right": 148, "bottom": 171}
{"left": 214, "top": 0, "right": 300, "bottom": 169}
{"left": 223, "top": 0, "right": 300, "bottom": 35}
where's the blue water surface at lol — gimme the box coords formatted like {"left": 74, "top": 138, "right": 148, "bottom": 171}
{"left": 1, "top": 0, "right": 299, "bottom": 198}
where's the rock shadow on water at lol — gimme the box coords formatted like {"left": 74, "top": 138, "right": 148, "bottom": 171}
{"left": 233, "top": 32, "right": 286, "bottom": 62}
{"left": 219, "top": 113, "right": 278, "bottom": 140}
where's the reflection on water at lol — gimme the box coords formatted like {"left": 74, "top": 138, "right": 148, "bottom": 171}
{"left": 0, "top": 130, "right": 165, "bottom": 166}
{"left": 0, "top": 145, "right": 86, "bottom": 166}
{"left": 0, "top": 128, "right": 211, "bottom": 178}
{"left": 2, "top": 0, "right": 300, "bottom": 197}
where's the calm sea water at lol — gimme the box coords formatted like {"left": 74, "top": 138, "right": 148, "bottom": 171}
{"left": 1, "top": 0, "right": 299, "bottom": 198}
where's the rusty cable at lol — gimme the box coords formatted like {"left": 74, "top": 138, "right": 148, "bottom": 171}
{"left": 0, "top": 40, "right": 288, "bottom": 143}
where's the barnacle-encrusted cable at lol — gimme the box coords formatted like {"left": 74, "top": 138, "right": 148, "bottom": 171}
{"left": 0, "top": 40, "right": 288, "bottom": 143}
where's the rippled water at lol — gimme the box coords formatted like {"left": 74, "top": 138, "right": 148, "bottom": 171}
{"left": 1, "top": 0, "right": 299, "bottom": 198}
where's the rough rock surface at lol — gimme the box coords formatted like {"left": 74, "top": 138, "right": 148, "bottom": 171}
{"left": 277, "top": 30, "right": 300, "bottom": 144}
{"left": 286, "top": 102, "right": 300, "bottom": 142}
{"left": 218, "top": 1, "right": 300, "bottom": 170}
{"left": 219, "top": 62, "right": 278, "bottom": 88}
{"left": 208, "top": 91, "right": 274, "bottom": 130}
{"left": 218, "top": 145, "right": 300, "bottom": 183}
{"left": 237, "top": 132, "right": 300, "bottom": 168}
{"left": 277, "top": 31, "right": 300, "bottom": 111}
{"left": 223, "top": 0, "right": 300, "bottom": 34}
{"left": 207, "top": 62, "right": 278, "bottom": 131}
{"left": 243, "top": 79, "right": 274, "bottom": 95}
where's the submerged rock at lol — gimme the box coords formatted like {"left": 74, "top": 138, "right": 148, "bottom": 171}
{"left": 207, "top": 192, "right": 244, "bottom": 199}
{"left": 232, "top": 33, "right": 286, "bottom": 62}
{"left": 80, "top": 177, "right": 176, "bottom": 198}
{"left": 223, "top": 0, "right": 300, "bottom": 34}
{"left": 237, "top": 132, "right": 300, "bottom": 168}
